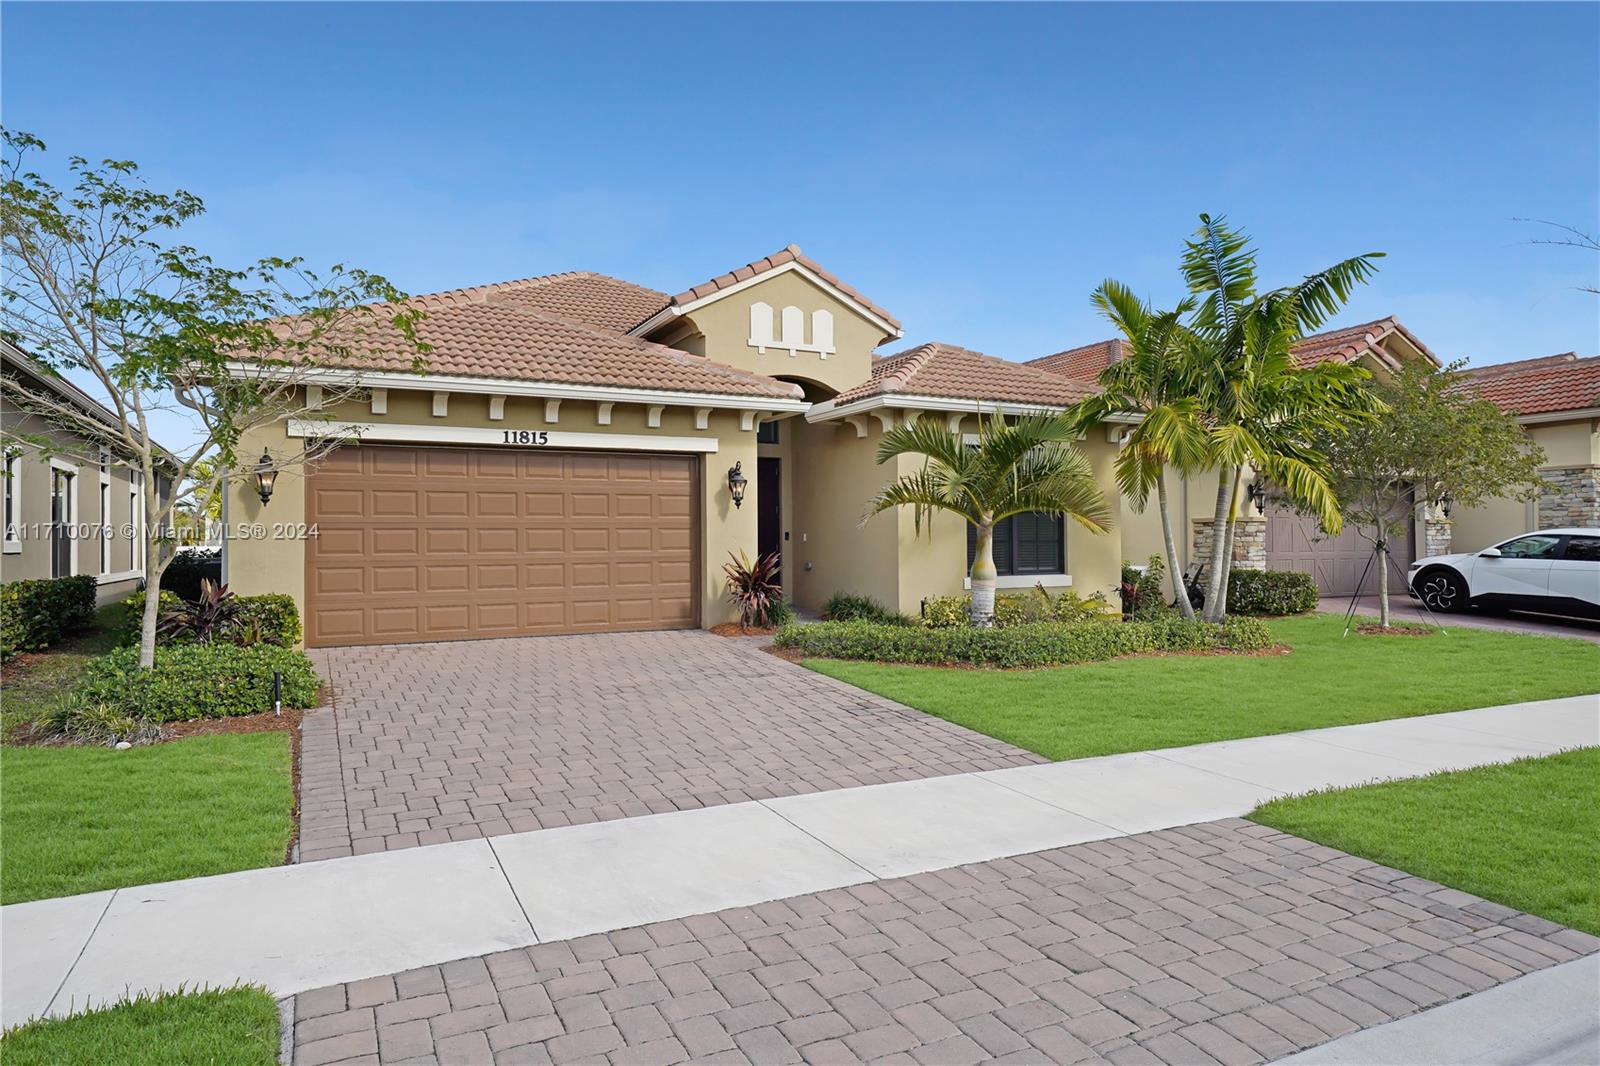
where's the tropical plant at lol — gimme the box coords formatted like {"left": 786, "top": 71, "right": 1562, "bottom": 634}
{"left": 1119, "top": 555, "right": 1171, "bottom": 620}
{"left": 722, "top": 550, "right": 784, "bottom": 629}
{"left": 1071, "top": 283, "right": 1205, "bottom": 618}
{"left": 863, "top": 411, "right": 1110, "bottom": 626}
{"left": 1310, "top": 361, "right": 1546, "bottom": 626}
{"left": 1180, "top": 214, "right": 1387, "bottom": 621}
{"left": 157, "top": 579, "right": 240, "bottom": 643}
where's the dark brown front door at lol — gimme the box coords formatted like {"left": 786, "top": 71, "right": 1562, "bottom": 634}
{"left": 305, "top": 445, "right": 698, "bottom": 647}
{"left": 757, "top": 457, "right": 781, "bottom": 583}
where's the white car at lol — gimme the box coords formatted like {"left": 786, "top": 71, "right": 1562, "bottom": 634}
{"left": 1408, "top": 527, "right": 1600, "bottom": 619}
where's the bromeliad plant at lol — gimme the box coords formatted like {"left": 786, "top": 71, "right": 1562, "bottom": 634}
{"left": 863, "top": 411, "right": 1109, "bottom": 627}
{"left": 723, "top": 550, "right": 785, "bottom": 629}
{"left": 156, "top": 579, "right": 240, "bottom": 643}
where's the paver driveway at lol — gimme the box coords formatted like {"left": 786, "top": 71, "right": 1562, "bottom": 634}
{"left": 300, "top": 631, "right": 1040, "bottom": 861}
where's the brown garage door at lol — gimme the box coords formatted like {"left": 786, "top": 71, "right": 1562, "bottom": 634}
{"left": 305, "top": 446, "right": 697, "bottom": 647}
{"left": 1264, "top": 504, "right": 1414, "bottom": 597}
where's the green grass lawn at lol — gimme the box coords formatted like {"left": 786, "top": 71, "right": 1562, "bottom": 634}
{"left": 806, "top": 613, "right": 1600, "bottom": 761}
{"left": 1, "top": 604, "right": 122, "bottom": 739}
{"left": 0, "top": 987, "right": 279, "bottom": 1065}
{"left": 1251, "top": 748, "right": 1600, "bottom": 935}
{"left": 1, "top": 733, "right": 294, "bottom": 905}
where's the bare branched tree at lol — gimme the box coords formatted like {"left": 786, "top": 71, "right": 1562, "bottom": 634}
{"left": 1, "top": 130, "right": 428, "bottom": 667}
{"left": 1512, "top": 217, "right": 1600, "bottom": 295}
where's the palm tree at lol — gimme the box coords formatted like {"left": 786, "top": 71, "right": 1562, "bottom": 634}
{"left": 1070, "top": 282, "right": 1205, "bottom": 619}
{"left": 1181, "top": 214, "right": 1386, "bottom": 621}
{"left": 863, "top": 411, "right": 1110, "bottom": 626}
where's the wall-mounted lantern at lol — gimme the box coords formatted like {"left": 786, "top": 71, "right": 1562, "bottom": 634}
{"left": 1246, "top": 479, "right": 1267, "bottom": 515}
{"left": 253, "top": 449, "right": 278, "bottom": 506}
{"left": 1440, "top": 492, "right": 1454, "bottom": 519}
{"left": 727, "top": 461, "right": 748, "bottom": 509}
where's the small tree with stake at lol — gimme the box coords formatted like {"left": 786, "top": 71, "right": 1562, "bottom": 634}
{"left": 1, "top": 130, "right": 428, "bottom": 667}
{"left": 1310, "top": 361, "right": 1546, "bottom": 628}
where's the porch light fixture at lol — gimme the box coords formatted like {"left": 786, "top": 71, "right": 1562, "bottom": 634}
{"left": 253, "top": 449, "right": 279, "bottom": 506}
{"left": 727, "top": 461, "right": 748, "bottom": 509}
{"left": 1246, "top": 479, "right": 1267, "bottom": 515}
{"left": 1440, "top": 492, "right": 1454, "bottom": 519}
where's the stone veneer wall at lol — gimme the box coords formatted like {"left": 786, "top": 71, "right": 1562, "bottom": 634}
{"left": 1538, "top": 465, "right": 1600, "bottom": 528}
{"left": 1424, "top": 517, "right": 1454, "bottom": 557}
{"left": 1191, "top": 517, "right": 1267, "bottom": 572}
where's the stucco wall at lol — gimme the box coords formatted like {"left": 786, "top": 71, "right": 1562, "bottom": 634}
{"left": 224, "top": 387, "right": 764, "bottom": 633}
{"left": 1446, "top": 416, "right": 1599, "bottom": 551}
{"left": 3, "top": 397, "right": 152, "bottom": 594}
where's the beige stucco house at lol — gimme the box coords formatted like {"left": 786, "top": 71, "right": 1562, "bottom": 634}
{"left": 225, "top": 246, "right": 1127, "bottom": 647}
{"left": 1, "top": 342, "right": 174, "bottom": 605}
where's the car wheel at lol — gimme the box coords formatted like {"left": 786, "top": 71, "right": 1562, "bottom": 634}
{"left": 1416, "top": 569, "right": 1467, "bottom": 613}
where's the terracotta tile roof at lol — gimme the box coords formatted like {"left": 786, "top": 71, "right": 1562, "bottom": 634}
{"left": 1025, "top": 339, "right": 1125, "bottom": 382}
{"left": 667, "top": 244, "right": 903, "bottom": 333}
{"left": 1288, "top": 316, "right": 1440, "bottom": 369}
{"left": 1029, "top": 317, "right": 1441, "bottom": 383}
{"left": 833, "top": 343, "right": 1098, "bottom": 408}
{"left": 400, "top": 271, "right": 669, "bottom": 334}
{"left": 1459, "top": 353, "right": 1600, "bottom": 417}
{"left": 293, "top": 299, "right": 803, "bottom": 400}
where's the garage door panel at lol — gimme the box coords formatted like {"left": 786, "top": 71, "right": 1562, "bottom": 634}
{"left": 306, "top": 445, "right": 697, "bottom": 646}
{"left": 1265, "top": 504, "right": 1412, "bottom": 597}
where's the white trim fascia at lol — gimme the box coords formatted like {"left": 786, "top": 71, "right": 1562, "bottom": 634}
{"left": 96, "top": 569, "right": 143, "bottom": 585}
{"left": 808, "top": 393, "right": 1092, "bottom": 424}
{"left": 628, "top": 261, "right": 904, "bottom": 340}
{"left": 964, "top": 574, "right": 1073, "bottom": 590}
{"left": 221, "top": 363, "right": 809, "bottom": 414}
{"left": 285, "top": 419, "right": 720, "bottom": 455}
{"left": 1515, "top": 407, "right": 1600, "bottom": 426}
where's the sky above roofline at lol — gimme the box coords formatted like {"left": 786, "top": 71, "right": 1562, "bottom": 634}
{"left": 4, "top": 2, "right": 1596, "bottom": 452}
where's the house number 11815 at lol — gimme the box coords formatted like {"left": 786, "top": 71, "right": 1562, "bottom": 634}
{"left": 503, "top": 430, "right": 551, "bottom": 445}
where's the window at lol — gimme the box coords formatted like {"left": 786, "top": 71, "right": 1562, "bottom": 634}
{"left": 967, "top": 512, "right": 1065, "bottom": 577}
{"left": 756, "top": 420, "right": 780, "bottom": 445}
{"left": 100, "top": 481, "right": 111, "bottom": 573}
{"left": 1497, "top": 534, "right": 1561, "bottom": 559}
{"left": 129, "top": 488, "right": 139, "bottom": 570}
{"left": 1562, "top": 536, "right": 1600, "bottom": 562}
{"left": 51, "top": 467, "right": 75, "bottom": 578}
{"left": 2, "top": 451, "right": 19, "bottom": 550}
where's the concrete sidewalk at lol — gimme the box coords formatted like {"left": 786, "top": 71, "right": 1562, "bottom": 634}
{"left": 4, "top": 694, "right": 1596, "bottom": 1029}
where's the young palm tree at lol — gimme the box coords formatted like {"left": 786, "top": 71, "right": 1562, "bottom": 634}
{"left": 863, "top": 411, "right": 1110, "bottom": 626}
{"left": 1181, "top": 215, "right": 1386, "bottom": 621}
{"left": 1071, "top": 282, "right": 1205, "bottom": 619}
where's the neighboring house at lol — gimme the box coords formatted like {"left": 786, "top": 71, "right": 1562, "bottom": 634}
{"left": 1, "top": 342, "right": 175, "bottom": 604}
{"left": 1448, "top": 353, "right": 1600, "bottom": 551}
{"left": 1031, "top": 317, "right": 1445, "bottom": 597}
{"left": 226, "top": 246, "right": 1127, "bottom": 647}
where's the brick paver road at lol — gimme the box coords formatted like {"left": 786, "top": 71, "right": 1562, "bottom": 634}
{"left": 289, "top": 819, "right": 1598, "bottom": 1065}
{"left": 300, "top": 631, "right": 1040, "bottom": 860}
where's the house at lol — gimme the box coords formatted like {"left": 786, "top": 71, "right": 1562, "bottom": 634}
{"left": 224, "top": 246, "right": 1127, "bottom": 647}
{"left": 1, "top": 341, "right": 175, "bottom": 604}
{"left": 1448, "top": 353, "right": 1600, "bottom": 550}
{"left": 1031, "top": 317, "right": 1445, "bottom": 597}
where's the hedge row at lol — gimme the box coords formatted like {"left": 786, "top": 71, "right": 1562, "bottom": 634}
{"left": 76, "top": 643, "right": 320, "bottom": 723}
{"left": 774, "top": 616, "right": 1273, "bottom": 669}
{"left": 0, "top": 575, "right": 99, "bottom": 658}
{"left": 921, "top": 588, "right": 1118, "bottom": 629}
{"left": 1226, "top": 570, "right": 1319, "bottom": 616}
{"left": 115, "top": 589, "right": 302, "bottom": 648}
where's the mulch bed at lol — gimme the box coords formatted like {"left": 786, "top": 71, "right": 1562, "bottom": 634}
{"left": 1356, "top": 623, "right": 1434, "bottom": 637}
{"left": 710, "top": 622, "right": 776, "bottom": 638}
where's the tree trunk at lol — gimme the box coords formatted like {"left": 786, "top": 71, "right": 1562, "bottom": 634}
{"left": 138, "top": 466, "right": 163, "bottom": 669}
{"left": 1156, "top": 470, "right": 1195, "bottom": 620}
{"left": 1376, "top": 537, "right": 1391, "bottom": 628}
{"left": 1201, "top": 469, "right": 1234, "bottom": 623}
{"left": 1218, "top": 468, "right": 1243, "bottom": 620}
{"left": 969, "top": 520, "right": 997, "bottom": 628}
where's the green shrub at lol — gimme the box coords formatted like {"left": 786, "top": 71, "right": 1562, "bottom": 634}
{"left": 117, "top": 589, "right": 301, "bottom": 648}
{"left": 920, "top": 587, "right": 1117, "bottom": 629}
{"left": 765, "top": 599, "right": 796, "bottom": 628}
{"left": 0, "top": 575, "right": 99, "bottom": 658}
{"left": 76, "top": 643, "right": 320, "bottom": 722}
{"left": 774, "top": 614, "right": 1273, "bottom": 669}
{"left": 1120, "top": 555, "right": 1173, "bottom": 620}
{"left": 44, "top": 695, "right": 164, "bottom": 747}
{"left": 821, "top": 593, "right": 911, "bottom": 626}
{"left": 1226, "top": 570, "right": 1319, "bottom": 616}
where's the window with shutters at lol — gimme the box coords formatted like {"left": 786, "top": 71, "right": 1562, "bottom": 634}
{"left": 966, "top": 512, "right": 1065, "bottom": 577}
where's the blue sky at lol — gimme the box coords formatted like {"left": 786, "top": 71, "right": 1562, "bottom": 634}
{"left": 4, "top": 2, "right": 1597, "bottom": 405}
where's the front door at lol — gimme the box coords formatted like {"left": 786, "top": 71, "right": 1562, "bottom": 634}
{"left": 50, "top": 468, "right": 74, "bottom": 578}
{"left": 757, "top": 457, "right": 781, "bottom": 584}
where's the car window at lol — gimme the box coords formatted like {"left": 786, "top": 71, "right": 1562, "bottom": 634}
{"left": 1498, "top": 535, "right": 1562, "bottom": 559}
{"left": 1562, "top": 536, "right": 1600, "bottom": 562}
